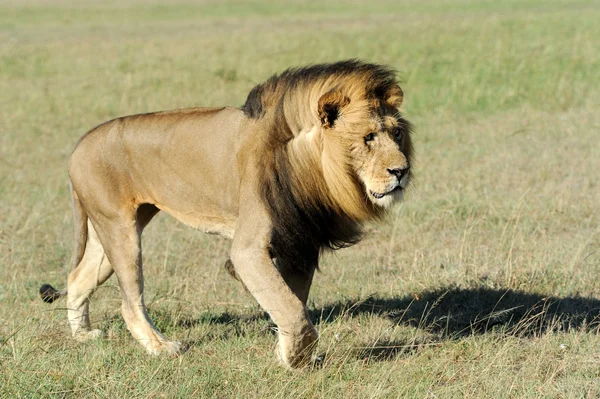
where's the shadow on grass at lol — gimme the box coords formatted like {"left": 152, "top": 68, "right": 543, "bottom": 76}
{"left": 99, "top": 286, "right": 600, "bottom": 362}
{"left": 312, "top": 286, "right": 600, "bottom": 362}
{"left": 313, "top": 286, "right": 600, "bottom": 335}
{"left": 155, "top": 286, "right": 600, "bottom": 337}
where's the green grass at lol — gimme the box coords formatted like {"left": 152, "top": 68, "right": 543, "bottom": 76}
{"left": 1, "top": 0, "right": 599, "bottom": 397}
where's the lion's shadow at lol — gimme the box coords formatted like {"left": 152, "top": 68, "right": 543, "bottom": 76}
{"left": 313, "top": 286, "right": 600, "bottom": 334}
{"left": 310, "top": 286, "right": 600, "bottom": 361}
{"left": 134, "top": 286, "right": 600, "bottom": 362}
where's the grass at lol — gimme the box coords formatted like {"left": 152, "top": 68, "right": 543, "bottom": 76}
{"left": 1, "top": 0, "right": 599, "bottom": 397}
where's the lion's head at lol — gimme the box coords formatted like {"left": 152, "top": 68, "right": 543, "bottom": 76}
{"left": 316, "top": 83, "right": 413, "bottom": 210}
{"left": 244, "top": 60, "right": 414, "bottom": 270}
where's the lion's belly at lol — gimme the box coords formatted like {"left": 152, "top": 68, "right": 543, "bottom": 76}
{"left": 139, "top": 143, "right": 240, "bottom": 238}
{"left": 156, "top": 205, "right": 237, "bottom": 239}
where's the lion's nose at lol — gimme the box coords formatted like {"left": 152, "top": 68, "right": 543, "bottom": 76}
{"left": 387, "top": 166, "right": 410, "bottom": 179}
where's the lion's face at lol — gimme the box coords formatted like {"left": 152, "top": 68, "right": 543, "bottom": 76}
{"left": 317, "top": 83, "right": 413, "bottom": 215}
{"left": 350, "top": 113, "right": 412, "bottom": 208}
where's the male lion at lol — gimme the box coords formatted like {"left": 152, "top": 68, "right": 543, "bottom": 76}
{"left": 40, "top": 60, "right": 413, "bottom": 368}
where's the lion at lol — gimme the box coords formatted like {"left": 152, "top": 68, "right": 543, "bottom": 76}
{"left": 39, "top": 60, "right": 413, "bottom": 368}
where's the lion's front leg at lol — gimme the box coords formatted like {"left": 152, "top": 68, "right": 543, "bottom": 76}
{"left": 231, "top": 246, "right": 318, "bottom": 368}
{"left": 226, "top": 258, "right": 316, "bottom": 306}
{"left": 274, "top": 264, "right": 318, "bottom": 367}
{"left": 275, "top": 261, "right": 316, "bottom": 305}
{"left": 274, "top": 320, "right": 319, "bottom": 368}
{"left": 231, "top": 225, "right": 318, "bottom": 368}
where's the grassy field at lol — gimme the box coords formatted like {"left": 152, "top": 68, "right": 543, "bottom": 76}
{"left": 1, "top": 0, "right": 599, "bottom": 397}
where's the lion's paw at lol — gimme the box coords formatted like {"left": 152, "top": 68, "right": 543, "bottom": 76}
{"left": 276, "top": 327, "right": 319, "bottom": 369}
{"left": 74, "top": 329, "right": 105, "bottom": 342}
{"left": 145, "top": 339, "right": 184, "bottom": 356}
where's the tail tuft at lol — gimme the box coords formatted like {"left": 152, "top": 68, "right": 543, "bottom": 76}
{"left": 40, "top": 284, "right": 62, "bottom": 303}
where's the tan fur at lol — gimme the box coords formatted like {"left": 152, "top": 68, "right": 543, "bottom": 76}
{"left": 50, "top": 61, "right": 413, "bottom": 368}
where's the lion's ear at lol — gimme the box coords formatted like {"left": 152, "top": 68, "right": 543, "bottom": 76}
{"left": 385, "top": 84, "right": 404, "bottom": 108}
{"left": 318, "top": 89, "right": 350, "bottom": 129}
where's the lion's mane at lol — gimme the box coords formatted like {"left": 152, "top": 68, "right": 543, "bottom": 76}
{"left": 241, "top": 60, "right": 413, "bottom": 272}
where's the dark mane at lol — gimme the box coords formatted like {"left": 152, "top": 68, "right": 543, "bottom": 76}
{"left": 242, "top": 59, "right": 398, "bottom": 119}
{"left": 259, "top": 104, "right": 364, "bottom": 272}
{"left": 249, "top": 60, "right": 408, "bottom": 273}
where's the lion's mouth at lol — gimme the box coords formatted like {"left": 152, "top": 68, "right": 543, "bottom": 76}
{"left": 370, "top": 186, "right": 402, "bottom": 199}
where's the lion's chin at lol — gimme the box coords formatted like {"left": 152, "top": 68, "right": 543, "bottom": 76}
{"left": 368, "top": 186, "right": 404, "bottom": 208}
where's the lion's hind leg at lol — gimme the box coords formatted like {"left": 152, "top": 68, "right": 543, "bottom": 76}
{"left": 41, "top": 185, "right": 112, "bottom": 341}
{"left": 89, "top": 210, "right": 181, "bottom": 356}
{"left": 67, "top": 219, "right": 113, "bottom": 341}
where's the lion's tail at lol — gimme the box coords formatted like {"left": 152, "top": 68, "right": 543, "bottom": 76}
{"left": 39, "top": 284, "right": 67, "bottom": 303}
{"left": 40, "top": 180, "right": 88, "bottom": 303}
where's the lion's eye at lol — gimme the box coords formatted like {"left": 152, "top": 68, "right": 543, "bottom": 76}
{"left": 364, "top": 132, "right": 376, "bottom": 144}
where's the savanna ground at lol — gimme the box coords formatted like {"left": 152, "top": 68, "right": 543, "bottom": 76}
{"left": 1, "top": 0, "right": 599, "bottom": 397}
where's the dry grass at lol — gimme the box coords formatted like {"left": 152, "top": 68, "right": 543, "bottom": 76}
{"left": 1, "top": 0, "right": 599, "bottom": 397}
